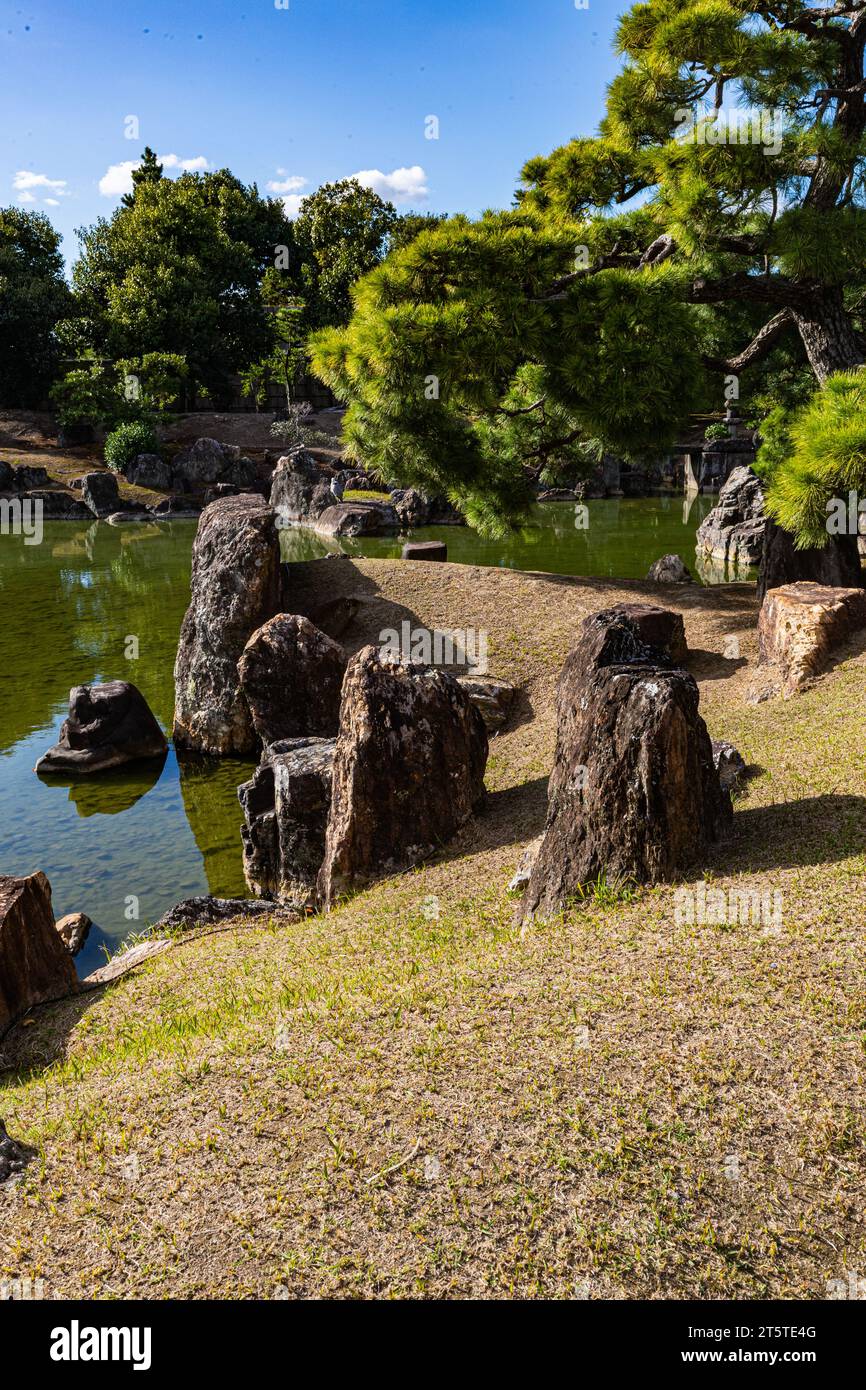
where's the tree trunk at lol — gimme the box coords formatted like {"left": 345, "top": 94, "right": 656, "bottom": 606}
{"left": 793, "top": 289, "right": 865, "bottom": 383}
{"left": 757, "top": 518, "right": 864, "bottom": 603}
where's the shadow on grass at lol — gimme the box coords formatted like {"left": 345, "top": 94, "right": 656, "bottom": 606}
{"left": 714, "top": 793, "right": 866, "bottom": 873}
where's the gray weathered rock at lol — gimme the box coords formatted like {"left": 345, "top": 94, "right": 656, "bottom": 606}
{"left": 172, "top": 437, "right": 229, "bottom": 488}
{"left": 239, "top": 737, "right": 335, "bottom": 908}
{"left": 128, "top": 453, "right": 172, "bottom": 490}
{"left": 148, "top": 495, "right": 201, "bottom": 517}
{"left": 508, "top": 836, "right": 543, "bottom": 893}
{"left": 10, "top": 464, "right": 50, "bottom": 491}
{"left": 314, "top": 501, "right": 398, "bottom": 537}
{"left": 55, "top": 911, "right": 93, "bottom": 956}
{"left": 153, "top": 895, "right": 297, "bottom": 931}
{"left": 519, "top": 610, "right": 730, "bottom": 921}
{"left": 391, "top": 488, "right": 430, "bottom": 528}
{"left": 0, "top": 871, "right": 78, "bottom": 1033}
{"left": 647, "top": 553, "right": 693, "bottom": 584}
{"left": 81, "top": 471, "right": 120, "bottom": 519}
{"left": 0, "top": 1119, "right": 34, "bottom": 1183}
{"left": 23, "top": 490, "right": 92, "bottom": 521}
{"left": 173, "top": 495, "right": 282, "bottom": 755}
{"left": 317, "top": 647, "right": 488, "bottom": 906}
{"left": 711, "top": 739, "right": 746, "bottom": 791}
{"left": 35, "top": 681, "right": 167, "bottom": 774}
{"left": 238, "top": 614, "right": 346, "bottom": 748}
{"left": 696, "top": 466, "right": 765, "bottom": 571}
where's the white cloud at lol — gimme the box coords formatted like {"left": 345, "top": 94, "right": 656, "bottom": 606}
{"left": 280, "top": 193, "right": 306, "bottom": 219}
{"left": 14, "top": 170, "right": 70, "bottom": 195}
{"left": 13, "top": 170, "right": 70, "bottom": 207}
{"left": 267, "top": 174, "right": 307, "bottom": 195}
{"left": 351, "top": 165, "right": 428, "bottom": 204}
{"left": 98, "top": 153, "right": 210, "bottom": 199}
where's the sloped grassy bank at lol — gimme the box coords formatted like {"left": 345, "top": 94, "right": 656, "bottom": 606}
{"left": 1, "top": 560, "right": 865, "bottom": 1299}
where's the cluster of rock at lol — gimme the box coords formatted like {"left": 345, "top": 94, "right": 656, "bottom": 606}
{"left": 517, "top": 605, "right": 731, "bottom": 922}
{"left": 130, "top": 437, "right": 259, "bottom": 495}
{"left": 269, "top": 447, "right": 461, "bottom": 536}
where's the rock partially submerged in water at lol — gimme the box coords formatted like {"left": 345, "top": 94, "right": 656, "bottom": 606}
{"left": 239, "top": 738, "right": 335, "bottom": 909}
{"left": 0, "top": 871, "right": 78, "bottom": 1033}
{"left": 35, "top": 681, "right": 167, "bottom": 774}
{"left": 173, "top": 495, "right": 282, "bottom": 756}
{"left": 519, "top": 609, "right": 730, "bottom": 922}
{"left": 314, "top": 501, "right": 399, "bottom": 537}
{"left": 695, "top": 466, "right": 765, "bottom": 572}
{"left": 81, "top": 470, "right": 119, "bottom": 519}
{"left": 317, "top": 647, "right": 488, "bottom": 907}
{"left": 270, "top": 448, "right": 334, "bottom": 525}
{"left": 55, "top": 911, "right": 93, "bottom": 957}
{"left": 237, "top": 614, "right": 346, "bottom": 748}
{"left": 647, "top": 553, "right": 693, "bottom": 584}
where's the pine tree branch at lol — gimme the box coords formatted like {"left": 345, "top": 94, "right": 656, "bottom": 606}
{"left": 703, "top": 308, "right": 796, "bottom": 373}
{"left": 688, "top": 272, "right": 814, "bottom": 308}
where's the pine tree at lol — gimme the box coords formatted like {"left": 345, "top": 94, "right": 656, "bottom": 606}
{"left": 310, "top": 0, "right": 866, "bottom": 536}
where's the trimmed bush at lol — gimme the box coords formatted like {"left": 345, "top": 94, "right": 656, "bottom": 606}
{"left": 104, "top": 421, "right": 160, "bottom": 475}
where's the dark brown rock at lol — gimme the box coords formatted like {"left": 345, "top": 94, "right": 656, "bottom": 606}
{"left": 456, "top": 674, "right": 516, "bottom": 730}
{"left": 402, "top": 540, "right": 447, "bottom": 561}
{"left": 317, "top": 647, "right": 488, "bottom": 906}
{"left": 609, "top": 603, "right": 688, "bottom": 664}
{"left": 0, "top": 872, "right": 78, "bottom": 1032}
{"left": 237, "top": 614, "right": 346, "bottom": 748}
{"left": 153, "top": 895, "right": 297, "bottom": 930}
{"left": 239, "top": 737, "right": 335, "bottom": 908}
{"left": 23, "top": 490, "right": 92, "bottom": 521}
{"left": 35, "top": 681, "right": 167, "bottom": 774}
{"left": 520, "top": 613, "right": 730, "bottom": 922}
{"left": 173, "top": 495, "right": 282, "bottom": 755}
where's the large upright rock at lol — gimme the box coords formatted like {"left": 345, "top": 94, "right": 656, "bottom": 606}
{"left": 173, "top": 495, "right": 281, "bottom": 755}
{"left": 317, "top": 648, "right": 488, "bottom": 906}
{"left": 81, "top": 471, "right": 120, "bottom": 519}
{"left": 35, "top": 681, "right": 167, "bottom": 774}
{"left": 237, "top": 614, "right": 346, "bottom": 748}
{"left": 520, "top": 610, "right": 730, "bottom": 922}
{"left": 270, "top": 449, "right": 333, "bottom": 525}
{"left": 758, "top": 582, "right": 866, "bottom": 696}
{"left": 757, "top": 520, "right": 863, "bottom": 603}
{"left": 696, "top": 466, "right": 765, "bottom": 571}
{"left": 239, "top": 737, "right": 335, "bottom": 908}
{"left": 0, "top": 872, "right": 78, "bottom": 1032}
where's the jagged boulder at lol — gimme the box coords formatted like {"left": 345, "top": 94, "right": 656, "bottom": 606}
{"left": 237, "top": 614, "right": 346, "bottom": 748}
{"left": 519, "top": 610, "right": 730, "bottom": 922}
{"left": 712, "top": 739, "right": 746, "bottom": 791}
{"left": 81, "top": 471, "right": 120, "bottom": 519}
{"left": 607, "top": 602, "right": 688, "bottom": 664}
{"left": 456, "top": 674, "right": 516, "bottom": 731}
{"left": 317, "top": 647, "right": 488, "bottom": 906}
{"left": 173, "top": 495, "right": 282, "bottom": 755}
{"left": 696, "top": 466, "right": 765, "bottom": 571}
{"left": 391, "top": 488, "right": 430, "bottom": 528}
{"left": 758, "top": 582, "right": 866, "bottom": 696}
{"left": 153, "top": 895, "right": 297, "bottom": 930}
{"left": 35, "top": 681, "right": 167, "bottom": 774}
{"left": 55, "top": 912, "right": 93, "bottom": 956}
{"left": 172, "top": 438, "right": 229, "bottom": 488}
{"left": 239, "top": 737, "right": 335, "bottom": 908}
{"left": 270, "top": 448, "right": 333, "bottom": 525}
{"left": 24, "top": 490, "right": 92, "bottom": 520}
{"left": 0, "top": 871, "right": 78, "bottom": 1032}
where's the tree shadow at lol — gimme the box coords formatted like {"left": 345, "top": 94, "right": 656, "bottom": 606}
{"left": 711, "top": 794, "right": 866, "bottom": 873}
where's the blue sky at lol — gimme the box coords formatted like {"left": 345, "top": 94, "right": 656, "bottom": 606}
{"left": 2, "top": 0, "right": 623, "bottom": 269}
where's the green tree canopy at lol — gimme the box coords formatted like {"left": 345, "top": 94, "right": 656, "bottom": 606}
{"left": 311, "top": 0, "right": 866, "bottom": 535}
{"left": 294, "top": 178, "right": 398, "bottom": 330}
{"left": 72, "top": 163, "right": 293, "bottom": 403}
{"left": 0, "top": 207, "right": 71, "bottom": 407}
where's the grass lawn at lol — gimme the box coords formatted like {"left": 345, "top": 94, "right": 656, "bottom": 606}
{"left": 1, "top": 559, "right": 865, "bottom": 1299}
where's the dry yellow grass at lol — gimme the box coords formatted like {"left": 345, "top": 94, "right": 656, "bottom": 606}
{"left": 1, "top": 559, "right": 865, "bottom": 1300}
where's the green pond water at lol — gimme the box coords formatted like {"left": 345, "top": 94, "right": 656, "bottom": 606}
{"left": 0, "top": 494, "right": 734, "bottom": 975}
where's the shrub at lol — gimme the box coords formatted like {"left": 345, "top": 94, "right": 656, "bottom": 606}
{"left": 759, "top": 371, "right": 866, "bottom": 548}
{"left": 104, "top": 421, "right": 160, "bottom": 474}
{"left": 50, "top": 366, "right": 129, "bottom": 427}
{"left": 704, "top": 422, "right": 730, "bottom": 444}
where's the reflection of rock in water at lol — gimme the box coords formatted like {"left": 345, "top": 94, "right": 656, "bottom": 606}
{"left": 177, "top": 755, "right": 255, "bottom": 898}
{"left": 42, "top": 751, "right": 169, "bottom": 817}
